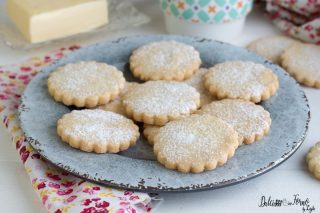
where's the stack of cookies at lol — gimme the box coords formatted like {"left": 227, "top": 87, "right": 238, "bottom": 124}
{"left": 247, "top": 35, "right": 320, "bottom": 89}
{"left": 48, "top": 40, "right": 280, "bottom": 173}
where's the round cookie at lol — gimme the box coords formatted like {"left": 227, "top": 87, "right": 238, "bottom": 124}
{"left": 143, "top": 124, "right": 161, "bottom": 146}
{"left": 184, "top": 68, "right": 215, "bottom": 106}
{"left": 306, "top": 142, "right": 320, "bottom": 180}
{"left": 48, "top": 61, "right": 125, "bottom": 108}
{"left": 98, "top": 82, "right": 139, "bottom": 117}
{"left": 122, "top": 81, "right": 200, "bottom": 125}
{"left": 281, "top": 42, "right": 320, "bottom": 88}
{"left": 143, "top": 115, "right": 189, "bottom": 146}
{"left": 204, "top": 61, "right": 279, "bottom": 103}
{"left": 57, "top": 109, "right": 139, "bottom": 153}
{"left": 98, "top": 98, "right": 124, "bottom": 116}
{"left": 153, "top": 114, "right": 239, "bottom": 173}
{"left": 247, "top": 36, "right": 298, "bottom": 64}
{"left": 130, "top": 40, "right": 201, "bottom": 81}
{"left": 198, "top": 99, "right": 271, "bottom": 144}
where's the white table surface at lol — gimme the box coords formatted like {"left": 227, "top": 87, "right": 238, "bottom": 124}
{"left": 0, "top": 1, "right": 319, "bottom": 213}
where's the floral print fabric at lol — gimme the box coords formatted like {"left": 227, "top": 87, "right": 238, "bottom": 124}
{"left": 265, "top": 0, "right": 320, "bottom": 44}
{"left": 0, "top": 46, "right": 152, "bottom": 213}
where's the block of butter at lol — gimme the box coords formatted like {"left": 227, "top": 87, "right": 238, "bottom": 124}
{"left": 6, "top": 0, "right": 108, "bottom": 43}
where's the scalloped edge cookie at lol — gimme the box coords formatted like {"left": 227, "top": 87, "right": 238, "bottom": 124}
{"left": 198, "top": 99, "right": 272, "bottom": 145}
{"left": 57, "top": 109, "right": 140, "bottom": 153}
{"left": 306, "top": 142, "right": 320, "bottom": 180}
{"left": 98, "top": 82, "right": 139, "bottom": 117}
{"left": 281, "top": 42, "right": 320, "bottom": 88}
{"left": 153, "top": 114, "right": 239, "bottom": 173}
{"left": 143, "top": 124, "right": 161, "bottom": 146}
{"left": 247, "top": 36, "right": 299, "bottom": 64}
{"left": 204, "top": 61, "right": 279, "bottom": 103}
{"left": 123, "top": 81, "right": 200, "bottom": 125}
{"left": 130, "top": 40, "right": 201, "bottom": 81}
{"left": 184, "top": 68, "right": 215, "bottom": 106}
{"left": 48, "top": 61, "right": 125, "bottom": 108}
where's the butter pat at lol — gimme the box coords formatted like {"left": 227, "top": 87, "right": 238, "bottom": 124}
{"left": 7, "top": 0, "right": 108, "bottom": 43}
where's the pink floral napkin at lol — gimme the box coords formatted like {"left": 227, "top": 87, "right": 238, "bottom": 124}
{"left": 264, "top": 0, "right": 320, "bottom": 44}
{"left": 0, "top": 46, "right": 153, "bottom": 213}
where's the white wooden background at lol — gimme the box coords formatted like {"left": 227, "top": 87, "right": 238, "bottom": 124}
{"left": 0, "top": 1, "right": 319, "bottom": 212}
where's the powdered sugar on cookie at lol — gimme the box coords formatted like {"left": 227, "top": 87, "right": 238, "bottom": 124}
{"left": 98, "top": 82, "right": 139, "bottom": 116}
{"left": 57, "top": 109, "right": 139, "bottom": 153}
{"left": 281, "top": 43, "right": 320, "bottom": 88}
{"left": 123, "top": 81, "right": 200, "bottom": 125}
{"left": 198, "top": 99, "right": 271, "bottom": 144}
{"left": 130, "top": 41, "right": 201, "bottom": 81}
{"left": 247, "top": 36, "right": 298, "bottom": 64}
{"left": 184, "top": 68, "right": 214, "bottom": 106}
{"left": 48, "top": 61, "right": 125, "bottom": 107}
{"left": 204, "top": 61, "right": 279, "bottom": 103}
{"left": 153, "top": 114, "right": 239, "bottom": 173}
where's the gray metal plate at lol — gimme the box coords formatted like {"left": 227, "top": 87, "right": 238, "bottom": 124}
{"left": 19, "top": 35, "right": 310, "bottom": 192}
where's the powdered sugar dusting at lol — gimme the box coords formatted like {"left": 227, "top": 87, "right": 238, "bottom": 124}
{"left": 247, "top": 36, "right": 297, "bottom": 63}
{"left": 123, "top": 81, "right": 200, "bottom": 115}
{"left": 131, "top": 41, "right": 201, "bottom": 77}
{"left": 154, "top": 114, "right": 237, "bottom": 164}
{"left": 60, "top": 109, "right": 138, "bottom": 145}
{"left": 206, "top": 61, "right": 276, "bottom": 97}
{"left": 199, "top": 99, "right": 271, "bottom": 141}
{"left": 48, "top": 61, "right": 125, "bottom": 98}
{"left": 98, "top": 82, "right": 139, "bottom": 116}
{"left": 184, "top": 68, "right": 214, "bottom": 106}
{"left": 283, "top": 43, "right": 320, "bottom": 79}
